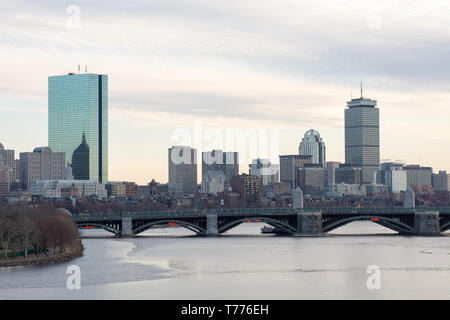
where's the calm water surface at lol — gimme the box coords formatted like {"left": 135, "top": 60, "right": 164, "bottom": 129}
{"left": 1, "top": 222, "right": 449, "bottom": 299}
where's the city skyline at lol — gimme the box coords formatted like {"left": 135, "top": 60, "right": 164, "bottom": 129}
{"left": 1, "top": 1, "right": 450, "bottom": 184}
{"left": 1, "top": 79, "right": 448, "bottom": 185}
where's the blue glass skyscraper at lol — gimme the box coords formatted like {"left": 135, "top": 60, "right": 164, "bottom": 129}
{"left": 48, "top": 72, "right": 108, "bottom": 183}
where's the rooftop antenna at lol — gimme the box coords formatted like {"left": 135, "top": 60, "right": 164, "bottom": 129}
{"left": 78, "top": 64, "right": 80, "bottom": 73}
{"left": 360, "top": 81, "right": 363, "bottom": 98}
{"left": 85, "top": 65, "right": 87, "bottom": 73}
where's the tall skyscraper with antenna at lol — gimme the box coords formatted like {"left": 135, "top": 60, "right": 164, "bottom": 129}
{"left": 48, "top": 72, "right": 108, "bottom": 183}
{"left": 345, "top": 84, "right": 380, "bottom": 184}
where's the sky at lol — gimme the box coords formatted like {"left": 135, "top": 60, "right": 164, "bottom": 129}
{"left": 1, "top": 0, "right": 449, "bottom": 184}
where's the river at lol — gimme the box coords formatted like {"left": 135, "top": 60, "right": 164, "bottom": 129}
{"left": 0, "top": 222, "right": 449, "bottom": 299}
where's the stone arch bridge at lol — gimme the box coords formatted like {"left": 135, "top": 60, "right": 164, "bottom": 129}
{"left": 72, "top": 207, "right": 450, "bottom": 237}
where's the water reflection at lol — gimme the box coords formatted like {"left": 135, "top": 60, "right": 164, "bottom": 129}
{"left": 0, "top": 222, "right": 449, "bottom": 300}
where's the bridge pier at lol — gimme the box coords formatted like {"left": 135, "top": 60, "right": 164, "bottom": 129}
{"left": 206, "top": 213, "right": 218, "bottom": 236}
{"left": 296, "top": 212, "right": 323, "bottom": 236}
{"left": 121, "top": 217, "right": 133, "bottom": 236}
{"left": 414, "top": 211, "right": 441, "bottom": 236}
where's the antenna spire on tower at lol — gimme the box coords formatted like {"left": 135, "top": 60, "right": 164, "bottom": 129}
{"left": 360, "top": 81, "right": 363, "bottom": 98}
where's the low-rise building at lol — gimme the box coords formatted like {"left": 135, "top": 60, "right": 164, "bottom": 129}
{"left": 365, "top": 183, "right": 389, "bottom": 195}
{"left": 106, "top": 181, "right": 126, "bottom": 198}
{"left": 30, "top": 180, "right": 107, "bottom": 199}
{"left": 201, "top": 170, "right": 226, "bottom": 195}
{"left": 4, "top": 190, "right": 32, "bottom": 203}
{"left": 271, "top": 182, "right": 291, "bottom": 195}
{"left": 432, "top": 171, "right": 449, "bottom": 191}
{"left": 327, "top": 183, "right": 366, "bottom": 197}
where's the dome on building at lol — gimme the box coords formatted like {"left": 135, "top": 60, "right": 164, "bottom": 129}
{"left": 33, "top": 146, "right": 53, "bottom": 154}
{"left": 55, "top": 208, "right": 73, "bottom": 216}
{"left": 304, "top": 129, "right": 321, "bottom": 138}
{"left": 0, "top": 143, "right": 4, "bottom": 151}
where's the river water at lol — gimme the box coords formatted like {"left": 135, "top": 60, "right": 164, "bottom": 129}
{"left": 0, "top": 222, "right": 449, "bottom": 300}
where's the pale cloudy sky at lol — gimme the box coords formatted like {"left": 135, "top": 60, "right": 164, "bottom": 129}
{"left": 1, "top": 0, "right": 449, "bottom": 184}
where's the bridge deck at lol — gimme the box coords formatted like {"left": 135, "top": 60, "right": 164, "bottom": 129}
{"left": 73, "top": 207, "right": 450, "bottom": 222}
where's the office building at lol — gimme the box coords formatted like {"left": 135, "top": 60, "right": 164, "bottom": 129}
{"left": 0, "top": 166, "right": 11, "bottom": 197}
{"left": 279, "top": 155, "right": 312, "bottom": 189}
{"left": 378, "top": 162, "right": 407, "bottom": 193}
{"left": 296, "top": 163, "right": 328, "bottom": 195}
{"left": 230, "top": 174, "right": 262, "bottom": 206}
{"left": 20, "top": 147, "right": 65, "bottom": 189}
{"left": 432, "top": 171, "right": 449, "bottom": 191}
{"left": 335, "top": 163, "right": 362, "bottom": 185}
{"left": 249, "top": 158, "right": 279, "bottom": 185}
{"left": 345, "top": 88, "right": 380, "bottom": 184}
{"left": 168, "top": 146, "right": 197, "bottom": 194}
{"left": 72, "top": 133, "right": 90, "bottom": 180}
{"left": 0, "top": 143, "right": 19, "bottom": 186}
{"left": 48, "top": 72, "right": 108, "bottom": 183}
{"left": 404, "top": 165, "right": 432, "bottom": 188}
{"left": 201, "top": 170, "right": 226, "bottom": 194}
{"left": 326, "top": 161, "right": 341, "bottom": 185}
{"left": 299, "top": 129, "right": 326, "bottom": 166}
{"left": 202, "top": 150, "right": 238, "bottom": 182}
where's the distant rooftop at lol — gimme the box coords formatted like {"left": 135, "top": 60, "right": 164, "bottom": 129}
{"left": 347, "top": 97, "right": 377, "bottom": 108}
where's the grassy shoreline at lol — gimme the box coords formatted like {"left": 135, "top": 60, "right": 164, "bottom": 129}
{"left": 0, "top": 240, "right": 84, "bottom": 267}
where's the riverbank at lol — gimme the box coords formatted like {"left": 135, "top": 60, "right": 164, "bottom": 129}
{"left": 0, "top": 240, "right": 84, "bottom": 267}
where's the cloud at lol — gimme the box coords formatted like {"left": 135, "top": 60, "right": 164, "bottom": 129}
{"left": 1, "top": 0, "right": 450, "bottom": 183}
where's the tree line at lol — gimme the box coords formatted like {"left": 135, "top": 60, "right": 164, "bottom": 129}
{"left": 0, "top": 204, "right": 79, "bottom": 261}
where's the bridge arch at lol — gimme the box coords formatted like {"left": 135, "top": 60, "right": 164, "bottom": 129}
{"left": 323, "top": 215, "right": 414, "bottom": 234}
{"left": 219, "top": 217, "right": 297, "bottom": 234}
{"left": 77, "top": 222, "right": 121, "bottom": 236}
{"left": 133, "top": 219, "right": 206, "bottom": 235}
{"left": 441, "top": 221, "right": 450, "bottom": 233}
